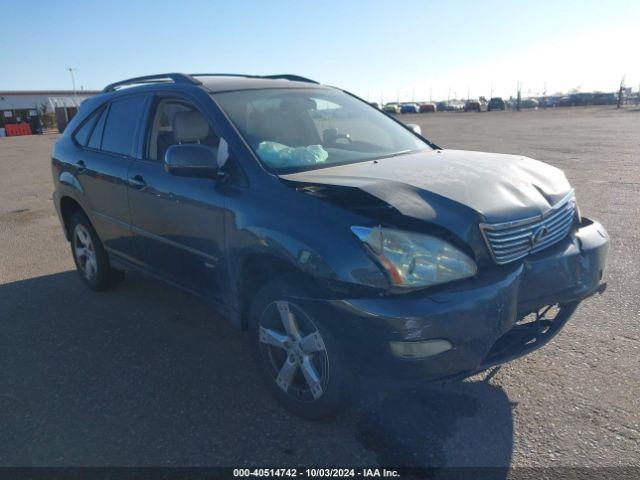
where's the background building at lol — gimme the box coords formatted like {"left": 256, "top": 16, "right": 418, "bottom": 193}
{"left": 0, "top": 90, "right": 99, "bottom": 133}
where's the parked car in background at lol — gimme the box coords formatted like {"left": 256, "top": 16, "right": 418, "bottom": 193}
{"left": 487, "top": 97, "right": 506, "bottom": 111}
{"left": 443, "top": 100, "right": 465, "bottom": 111}
{"left": 419, "top": 102, "right": 437, "bottom": 113}
{"left": 591, "top": 93, "right": 617, "bottom": 105}
{"left": 520, "top": 98, "right": 539, "bottom": 109}
{"left": 557, "top": 96, "right": 572, "bottom": 107}
{"left": 51, "top": 72, "right": 609, "bottom": 420}
{"left": 436, "top": 101, "right": 453, "bottom": 112}
{"left": 400, "top": 103, "right": 420, "bottom": 114}
{"left": 559, "top": 93, "right": 593, "bottom": 107}
{"left": 369, "top": 102, "right": 380, "bottom": 109}
{"left": 464, "top": 100, "right": 481, "bottom": 112}
{"left": 540, "top": 96, "right": 560, "bottom": 108}
{"left": 383, "top": 102, "right": 401, "bottom": 113}
{"left": 573, "top": 93, "right": 593, "bottom": 106}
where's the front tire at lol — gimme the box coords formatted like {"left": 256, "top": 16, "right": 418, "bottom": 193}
{"left": 69, "top": 212, "right": 124, "bottom": 291}
{"left": 249, "top": 277, "right": 350, "bottom": 419}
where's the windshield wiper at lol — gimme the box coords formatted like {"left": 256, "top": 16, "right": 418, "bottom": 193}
{"left": 371, "top": 149, "right": 416, "bottom": 161}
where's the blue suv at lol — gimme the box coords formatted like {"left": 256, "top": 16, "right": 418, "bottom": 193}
{"left": 52, "top": 73, "right": 609, "bottom": 418}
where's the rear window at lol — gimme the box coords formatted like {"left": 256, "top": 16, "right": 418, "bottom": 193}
{"left": 101, "top": 95, "right": 146, "bottom": 156}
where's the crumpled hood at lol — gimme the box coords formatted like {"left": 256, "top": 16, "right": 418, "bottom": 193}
{"left": 281, "top": 149, "right": 572, "bottom": 224}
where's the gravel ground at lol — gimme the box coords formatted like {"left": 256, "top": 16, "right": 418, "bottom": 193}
{"left": 0, "top": 106, "right": 638, "bottom": 473}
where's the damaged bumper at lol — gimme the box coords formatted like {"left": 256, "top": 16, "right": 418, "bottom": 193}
{"left": 294, "top": 218, "right": 609, "bottom": 382}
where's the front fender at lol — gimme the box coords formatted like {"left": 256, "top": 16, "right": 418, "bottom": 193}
{"left": 224, "top": 184, "right": 390, "bottom": 299}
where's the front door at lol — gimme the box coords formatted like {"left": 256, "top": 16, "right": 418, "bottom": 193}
{"left": 127, "top": 96, "right": 228, "bottom": 301}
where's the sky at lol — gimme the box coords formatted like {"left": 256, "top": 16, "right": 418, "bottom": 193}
{"left": 2, "top": 0, "right": 639, "bottom": 102}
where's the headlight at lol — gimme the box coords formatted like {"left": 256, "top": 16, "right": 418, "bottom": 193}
{"left": 351, "top": 226, "right": 477, "bottom": 288}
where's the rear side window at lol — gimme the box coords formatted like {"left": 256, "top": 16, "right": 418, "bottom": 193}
{"left": 73, "top": 108, "right": 102, "bottom": 146}
{"left": 88, "top": 108, "right": 107, "bottom": 149}
{"left": 101, "top": 95, "right": 146, "bottom": 156}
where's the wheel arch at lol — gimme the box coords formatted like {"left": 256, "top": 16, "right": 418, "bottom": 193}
{"left": 59, "top": 195, "right": 88, "bottom": 240}
{"left": 236, "top": 252, "right": 322, "bottom": 330}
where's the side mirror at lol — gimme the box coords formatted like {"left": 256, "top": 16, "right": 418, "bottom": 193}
{"left": 406, "top": 123, "right": 422, "bottom": 135}
{"left": 164, "top": 144, "right": 218, "bottom": 178}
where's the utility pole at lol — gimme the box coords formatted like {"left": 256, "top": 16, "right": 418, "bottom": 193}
{"left": 430, "top": 86, "right": 433, "bottom": 103}
{"left": 617, "top": 75, "right": 625, "bottom": 109}
{"left": 516, "top": 81, "right": 522, "bottom": 111}
{"left": 490, "top": 83, "right": 493, "bottom": 99}
{"left": 67, "top": 67, "right": 78, "bottom": 105}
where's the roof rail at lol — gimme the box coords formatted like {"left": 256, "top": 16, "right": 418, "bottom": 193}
{"left": 190, "top": 73, "right": 255, "bottom": 78}
{"left": 103, "top": 73, "right": 202, "bottom": 93}
{"left": 190, "top": 73, "right": 319, "bottom": 84}
{"left": 261, "top": 74, "right": 319, "bottom": 84}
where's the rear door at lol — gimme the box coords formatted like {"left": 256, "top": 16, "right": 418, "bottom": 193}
{"left": 72, "top": 94, "right": 148, "bottom": 263}
{"left": 127, "top": 94, "right": 229, "bottom": 300}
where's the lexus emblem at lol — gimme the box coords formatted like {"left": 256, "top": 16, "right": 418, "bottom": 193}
{"left": 531, "top": 226, "right": 549, "bottom": 246}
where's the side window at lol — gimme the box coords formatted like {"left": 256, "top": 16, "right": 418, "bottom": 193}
{"left": 73, "top": 107, "right": 102, "bottom": 146}
{"left": 87, "top": 108, "right": 107, "bottom": 149}
{"left": 101, "top": 95, "right": 146, "bottom": 156}
{"left": 148, "top": 99, "right": 225, "bottom": 166}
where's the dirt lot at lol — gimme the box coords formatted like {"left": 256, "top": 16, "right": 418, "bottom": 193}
{"left": 0, "top": 107, "right": 638, "bottom": 472}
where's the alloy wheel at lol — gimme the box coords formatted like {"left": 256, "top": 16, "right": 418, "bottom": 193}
{"left": 73, "top": 224, "right": 98, "bottom": 280}
{"left": 258, "top": 301, "right": 329, "bottom": 402}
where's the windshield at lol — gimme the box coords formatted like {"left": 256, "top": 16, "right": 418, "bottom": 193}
{"left": 213, "top": 88, "right": 431, "bottom": 174}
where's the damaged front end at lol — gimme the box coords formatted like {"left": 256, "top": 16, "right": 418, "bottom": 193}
{"left": 277, "top": 177, "right": 609, "bottom": 382}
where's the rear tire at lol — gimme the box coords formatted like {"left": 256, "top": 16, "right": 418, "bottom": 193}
{"left": 249, "top": 276, "right": 350, "bottom": 420}
{"left": 68, "top": 212, "right": 124, "bottom": 291}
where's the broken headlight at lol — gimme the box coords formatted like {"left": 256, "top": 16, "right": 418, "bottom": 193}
{"left": 351, "top": 226, "right": 477, "bottom": 288}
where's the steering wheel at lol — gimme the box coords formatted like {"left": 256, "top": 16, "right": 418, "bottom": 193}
{"left": 323, "top": 128, "right": 352, "bottom": 146}
{"left": 331, "top": 133, "right": 352, "bottom": 145}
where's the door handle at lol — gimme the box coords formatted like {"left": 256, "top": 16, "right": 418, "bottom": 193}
{"left": 129, "top": 174, "right": 147, "bottom": 189}
{"left": 76, "top": 160, "right": 87, "bottom": 173}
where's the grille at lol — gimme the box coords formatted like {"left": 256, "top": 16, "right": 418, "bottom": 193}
{"left": 480, "top": 191, "right": 576, "bottom": 265}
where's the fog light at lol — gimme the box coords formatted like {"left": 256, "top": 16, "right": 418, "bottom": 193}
{"left": 389, "top": 339, "right": 452, "bottom": 359}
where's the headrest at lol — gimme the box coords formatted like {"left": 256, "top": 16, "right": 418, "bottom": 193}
{"left": 173, "top": 111, "right": 210, "bottom": 143}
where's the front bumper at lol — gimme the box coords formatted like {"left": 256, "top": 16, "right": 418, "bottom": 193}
{"left": 292, "top": 218, "right": 609, "bottom": 382}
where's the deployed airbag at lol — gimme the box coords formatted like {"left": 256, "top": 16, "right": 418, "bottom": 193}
{"left": 257, "top": 141, "right": 328, "bottom": 168}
